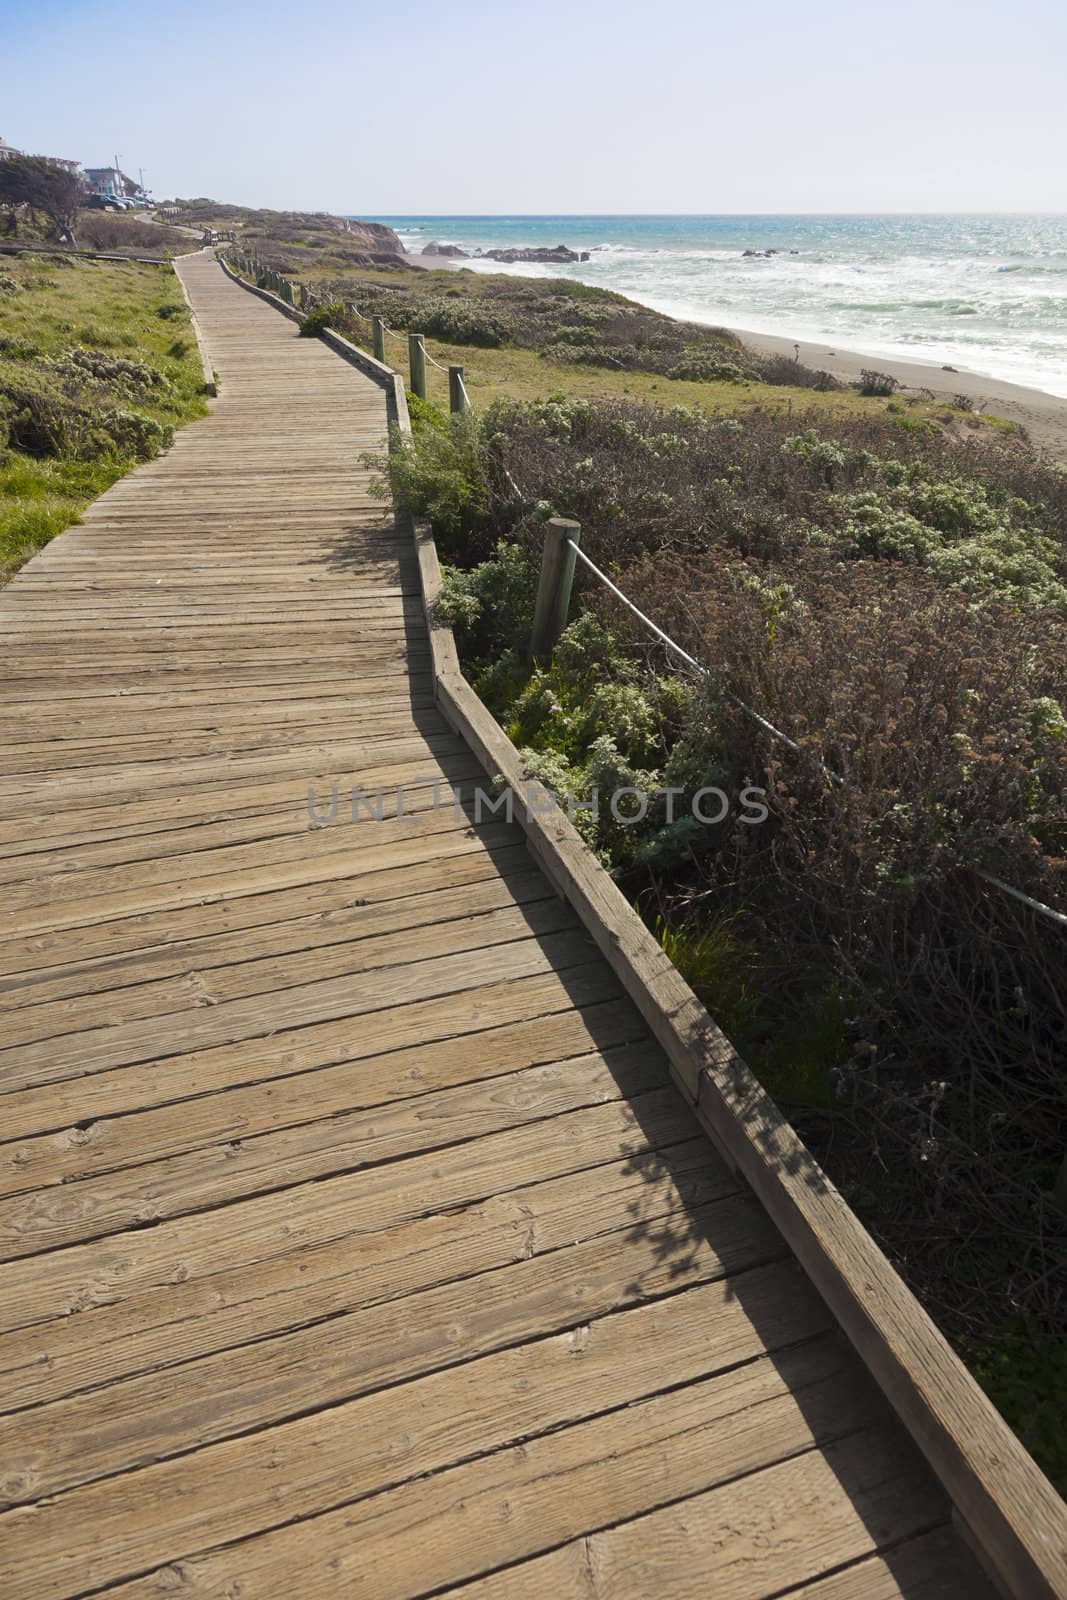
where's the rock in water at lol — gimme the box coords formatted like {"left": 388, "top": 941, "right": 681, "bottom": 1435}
{"left": 480, "top": 244, "right": 584, "bottom": 264}
{"left": 422, "top": 241, "right": 470, "bottom": 258}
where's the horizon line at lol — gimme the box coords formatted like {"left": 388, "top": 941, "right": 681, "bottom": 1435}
{"left": 355, "top": 210, "right": 1067, "bottom": 218}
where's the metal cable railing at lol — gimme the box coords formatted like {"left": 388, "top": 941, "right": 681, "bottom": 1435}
{"left": 226, "top": 249, "right": 475, "bottom": 411}
{"left": 223, "top": 246, "right": 1064, "bottom": 932}
{"left": 570, "top": 541, "right": 807, "bottom": 756}
{"left": 554, "top": 532, "right": 1066, "bottom": 931}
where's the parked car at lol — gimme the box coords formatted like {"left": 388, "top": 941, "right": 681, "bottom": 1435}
{"left": 85, "top": 193, "right": 122, "bottom": 210}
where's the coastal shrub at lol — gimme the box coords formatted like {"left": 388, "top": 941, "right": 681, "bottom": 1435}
{"left": 857, "top": 367, "right": 899, "bottom": 396}
{"left": 103, "top": 409, "right": 172, "bottom": 459}
{"left": 0, "top": 357, "right": 174, "bottom": 463}
{"left": 0, "top": 334, "right": 40, "bottom": 359}
{"left": 549, "top": 325, "right": 601, "bottom": 347}
{"left": 298, "top": 303, "right": 345, "bottom": 337}
{"left": 0, "top": 360, "right": 92, "bottom": 457}
{"left": 417, "top": 300, "right": 513, "bottom": 347}
{"left": 412, "top": 391, "right": 1067, "bottom": 1454}
{"left": 782, "top": 429, "right": 848, "bottom": 486}
{"left": 45, "top": 348, "right": 170, "bottom": 398}
{"left": 548, "top": 341, "right": 627, "bottom": 370}
{"left": 669, "top": 346, "right": 749, "bottom": 383}
{"left": 759, "top": 353, "right": 840, "bottom": 390}
{"left": 435, "top": 539, "right": 536, "bottom": 661}
{"left": 368, "top": 407, "right": 489, "bottom": 558}
{"left": 827, "top": 471, "right": 1067, "bottom": 606}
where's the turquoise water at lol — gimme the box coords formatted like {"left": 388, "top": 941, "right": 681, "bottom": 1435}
{"left": 364, "top": 215, "right": 1067, "bottom": 398}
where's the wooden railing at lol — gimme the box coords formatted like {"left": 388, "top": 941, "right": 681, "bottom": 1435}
{"left": 216, "top": 243, "right": 1067, "bottom": 1600}
{"left": 225, "top": 250, "right": 471, "bottom": 414}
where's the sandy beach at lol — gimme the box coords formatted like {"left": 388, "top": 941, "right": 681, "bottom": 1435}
{"left": 403, "top": 248, "right": 1067, "bottom": 457}
{"left": 733, "top": 325, "right": 1067, "bottom": 460}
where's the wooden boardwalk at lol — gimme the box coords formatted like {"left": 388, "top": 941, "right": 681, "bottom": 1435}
{"left": 0, "top": 254, "right": 997, "bottom": 1598}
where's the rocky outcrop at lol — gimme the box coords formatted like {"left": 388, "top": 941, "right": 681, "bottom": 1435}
{"left": 422, "top": 241, "right": 470, "bottom": 258}
{"left": 474, "top": 244, "right": 590, "bottom": 264}
{"left": 342, "top": 218, "right": 405, "bottom": 255}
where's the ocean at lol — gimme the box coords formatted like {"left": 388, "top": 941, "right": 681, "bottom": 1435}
{"left": 365, "top": 215, "right": 1067, "bottom": 399}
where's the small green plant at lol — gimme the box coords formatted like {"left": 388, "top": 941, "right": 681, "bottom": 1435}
{"left": 368, "top": 405, "right": 489, "bottom": 558}
{"left": 436, "top": 539, "right": 536, "bottom": 661}
{"left": 857, "top": 368, "right": 899, "bottom": 397}
{"left": 419, "top": 300, "right": 513, "bottom": 348}
{"left": 298, "top": 303, "right": 345, "bottom": 337}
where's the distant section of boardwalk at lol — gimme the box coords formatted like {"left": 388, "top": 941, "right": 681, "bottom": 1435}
{"left": 0, "top": 254, "right": 993, "bottom": 1598}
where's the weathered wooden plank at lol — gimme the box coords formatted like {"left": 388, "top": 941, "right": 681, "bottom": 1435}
{"left": 0, "top": 817, "right": 519, "bottom": 944}
{"left": 0, "top": 1039, "right": 674, "bottom": 1261}
{"left": 0, "top": 892, "right": 575, "bottom": 1050}
{"left": 388, "top": 1441, "right": 972, "bottom": 1600}
{"left": 0, "top": 961, "right": 624, "bottom": 1143}
{"left": 0, "top": 759, "right": 482, "bottom": 885}
{"left": 0, "top": 740, "right": 457, "bottom": 859}
{"left": 0, "top": 1237, "right": 804, "bottom": 1599}
{"left": 0, "top": 924, "right": 597, "bottom": 1105}
{"left": 0, "top": 1088, "right": 694, "bottom": 1332}
{"left": 0, "top": 246, "right": 1004, "bottom": 1600}
{"left": 0, "top": 1139, "right": 735, "bottom": 1494}
{"left": 0, "top": 859, "right": 547, "bottom": 1014}
{"left": 0, "top": 839, "right": 532, "bottom": 980}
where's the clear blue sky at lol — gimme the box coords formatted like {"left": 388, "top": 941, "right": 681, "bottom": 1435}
{"left": 2, "top": 0, "right": 1064, "bottom": 212}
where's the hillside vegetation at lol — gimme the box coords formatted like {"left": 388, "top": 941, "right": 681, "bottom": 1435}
{"left": 0, "top": 252, "right": 210, "bottom": 580}
{"left": 375, "top": 387, "right": 1067, "bottom": 1490}
{"left": 171, "top": 199, "right": 405, "bottom": 269}
{"left": 222, "top": 226, "right": 1067, "bottom": 1478}
{"left": 74, "top": 212, "right": 198, "bottom": 256}
{"left": 233, "top": 243, "right": 1015, "bottom": 437}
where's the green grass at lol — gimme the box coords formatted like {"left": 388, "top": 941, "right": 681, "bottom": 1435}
{"left": 402, "top": 334, "right": 962, "bottom": 427}
{"left": 0, "top": 252, "right": 210, "bottom": 580}
{"left": 281, "top": 259, "right": 980, "bottom": 430}
{"left": 650, "top": 909, "right": 846, "bottom": 1110}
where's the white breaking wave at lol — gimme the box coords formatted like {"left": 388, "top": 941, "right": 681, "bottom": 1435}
{"left": 365, "top": 214, "right": 1067, "bottom": 397}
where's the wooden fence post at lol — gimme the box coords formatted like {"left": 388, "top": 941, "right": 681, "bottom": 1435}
{"left": 449, "top": 365, "right": 467, "bottom": 414}
{"left": 408, "top": 334, "right": 427, "bottom": 401}
{"left": 373, "top": 317, "right": 386, "bottom": 363}
{"left": 529, "top": 518, "right": 581, "bottom": 662}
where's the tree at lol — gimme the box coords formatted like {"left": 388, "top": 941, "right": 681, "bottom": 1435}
{"left": 0, "top": 156, "right": 83, "bottom": 241}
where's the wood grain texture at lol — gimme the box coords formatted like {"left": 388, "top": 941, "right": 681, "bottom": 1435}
{"left": 0, "top": 251, "right": 1009, "bottom": 1600}
{"left": 408, "top": 334, "right": 1067, "bottom": 1600}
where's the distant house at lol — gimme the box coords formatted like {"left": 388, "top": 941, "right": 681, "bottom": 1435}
{"left": 1, "top": 140, "right": 83, "bottom": 176}
{"left": 83, "top": 166, "right": 144, "bottom": 199}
